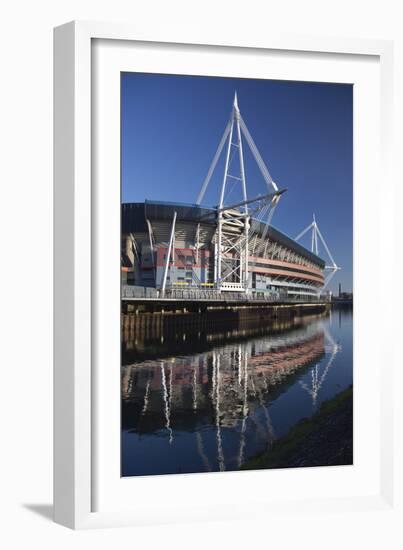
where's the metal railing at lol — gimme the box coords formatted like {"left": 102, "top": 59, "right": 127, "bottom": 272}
{"left": 121, "top": 284, "right": 330, "bottom": 304}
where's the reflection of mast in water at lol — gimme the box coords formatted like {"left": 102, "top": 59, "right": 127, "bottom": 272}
{"left": 169, "top": 362, "right": 173, "bottom": 416}
{"left": 249, "top": 375, "right": 257, "bottom": 397}
{"left": 238, "top": 344, "right": 242, "bottom": 386}
{"left": 141, "top": 377, "right": 151, "bottom": 415}
{"left": 160, "top": 362, "right": 173, "bottom": 443}
{"left": 196, "top": 431, "right": 211, "bottom": 472}
{"left": 192, "top": 359, "right": 198, "bottom": 410}
{"left": 237, "top": 348, "right": 249, "bottom": 468}
{"left": 256, "top": 385, "right": 276, "bottom": 443}
{"left": 247, "top": 374, "right": 273, "bottom": 444}
{"left": 193, "top": 353, "right": 212, "bottom": 471}
{"left": 299, "top": 326, "right": 340, "bottom": 406}
{"left": 213, "top": 351, "right": 225, "bottom": 472}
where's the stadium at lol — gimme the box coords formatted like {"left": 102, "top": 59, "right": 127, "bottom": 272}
{"left": 121, "top": 94, "right": 338, "bottom": 300}
{"left": 122, "top": 201, "right": 325, "bottom": 299}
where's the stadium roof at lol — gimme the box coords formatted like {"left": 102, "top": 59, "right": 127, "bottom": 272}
{"left": 122, "top": 201, "right": 325, "bottom": 268}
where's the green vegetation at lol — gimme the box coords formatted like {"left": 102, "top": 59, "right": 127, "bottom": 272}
{"left": 241, "top": 386, "right": 353, "bottom": 470}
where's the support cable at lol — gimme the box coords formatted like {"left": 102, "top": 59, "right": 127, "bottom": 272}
{"left": 295, "top": 222, "right": 314, "bottom": 242}
{"left": 239, "top": 116, "right": 278, "bottom": 192}
{"left": 196, "top": 120, "right": 232, "bottom": 205}
{"left": 316, "top": 224, "right": 337, "bottom": 267}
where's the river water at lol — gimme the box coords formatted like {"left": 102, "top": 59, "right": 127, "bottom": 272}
{"left": 121, "top": 306, "right": 353, "bottom": 476}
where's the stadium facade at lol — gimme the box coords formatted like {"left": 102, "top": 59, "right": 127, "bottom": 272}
{"left": 121, "top": 201, "right": 325, "bottom": 299}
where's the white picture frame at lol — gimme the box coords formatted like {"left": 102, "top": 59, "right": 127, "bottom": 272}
{"left": 54, "top": 20, "right": 398, "bottom": 530}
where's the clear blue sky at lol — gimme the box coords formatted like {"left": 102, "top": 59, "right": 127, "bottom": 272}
{"left": 121, "top": 73, "right": 353, "bottom": 293}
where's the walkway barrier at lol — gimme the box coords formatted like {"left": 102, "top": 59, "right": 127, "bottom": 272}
{"left": 121, "top": 285, "right": 159, "bottom": 299}
{"left": 121, "top": 284, "right": 331, "bottom": 304}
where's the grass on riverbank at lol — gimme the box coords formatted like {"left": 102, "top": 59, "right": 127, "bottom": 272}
{"left": 241, "top": 386, "right": 353, "bottom": 470}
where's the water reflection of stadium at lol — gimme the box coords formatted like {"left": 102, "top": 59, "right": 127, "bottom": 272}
{"left": 122, "top": 317, "right": 339, "bottom": 441}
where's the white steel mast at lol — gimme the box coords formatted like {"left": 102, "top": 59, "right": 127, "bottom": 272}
{"left": 197, "top": 93, "right": 281, "bottom": 292}
{"left": 295, "top": 214, "right": 340, "bottom": 291}
{"left": 161, "top": 211, "right": 177, "bottom": 296}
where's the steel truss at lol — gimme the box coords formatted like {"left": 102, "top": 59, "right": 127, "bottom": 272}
{"left": 295, "top": 214, "right": 340, "bottom": 291}
{"left": 299, "top": 325, "right": 341, "bottom": 406}
{"left": 197, "top": 93, "right": 281, "bottom": 292}
{"left": 161, "top": 211, "right": 177, "bottom": 296}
